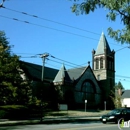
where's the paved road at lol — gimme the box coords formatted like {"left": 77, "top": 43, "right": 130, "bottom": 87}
{"left": 0, "top": 122, "right": 121, "bottom": 130}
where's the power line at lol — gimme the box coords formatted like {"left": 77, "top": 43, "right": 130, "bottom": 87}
{"left": 116, "top": 75, "right": 130, "bottom": 79}
{"left": 20, "top": 54, "right": 130, "bottom": 82}
{"left": 1, "top": 5, "right": 130, "bottom": 85}
{"left": 14, "top": 53, "right": 37, "bottom": 55}
{"left": 0, "top": 14, "right": 101, "bottom": 41}
{"left": 20, "top": 55, "right": 86, "bottom": 70}
{"left": 50, "top": 54, "right": 83, "bottom": 68}
{"left": 2, "top": 6, "right": 100, "bottom": 36}
{"left": 0, "top": 7, "right": 126, "bottom": 47}
{"left": 21, "top": 57, "right": 130, "bottom": 84}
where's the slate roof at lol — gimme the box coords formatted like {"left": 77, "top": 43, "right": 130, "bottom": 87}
{"left": 20, "top": 61, "right": 95, "bottom": 85}
{"left": 53, "top": 64, "right": 71, "bottom": 83}
{"left": 95, "top": 32, "right": 111, "bottom": 55}
{"left": 20, "top": 61, "right": 58, "bottom": 82}
{"left": 122, "top": 90, "right": 130, "bottom": 98}
{"left": 67, "top": 66, "right": 87, "bottom": 80}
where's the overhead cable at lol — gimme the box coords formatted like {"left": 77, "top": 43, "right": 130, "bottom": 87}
{"left": 0, "top": 14, "right": 100, "bottom": 41}
{"left": 2, "top": 6, "right": 100, "bottom": 36}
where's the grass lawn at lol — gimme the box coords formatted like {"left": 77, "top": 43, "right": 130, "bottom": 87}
{"left": 44, "top": 109, "right": 110, "bottom": 118}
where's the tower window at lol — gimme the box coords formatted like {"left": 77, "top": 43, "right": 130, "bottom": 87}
{"left": 96, "top": 59, "right": 99, "bottom": 69}
{"left": 97, "top": 75, "right": 100, "bottom": 81}
{"left": 100, "top": 58, "right": 103, "bottom": 69}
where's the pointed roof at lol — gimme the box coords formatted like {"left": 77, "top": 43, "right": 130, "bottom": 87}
{"left": 95, "top": 32, "right": 111, "bottom": 55}
{"left": 67, "top": 66, "right": 86, "bottom": 80}
{"left": 122, "top": 90, "right": 130, "bottom": 98}
{"left": 53, "top": 64, "right": 71, "bottom": 83}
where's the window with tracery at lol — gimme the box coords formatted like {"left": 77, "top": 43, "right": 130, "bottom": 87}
{"left": 81, "top": 80, "right": 95, "bottom": 102}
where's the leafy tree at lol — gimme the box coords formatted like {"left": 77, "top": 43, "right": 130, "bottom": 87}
{"left": 71, "top": 0, "right": 130, "bottom": 44}
{"left": 0, "top": 31, "right": 30, "bottom": 105}
{"left": 110, "top": 81, "right": 124, "bottom": 108}
{"left": 110, "top": 90, "right": 122, "bottom": 108}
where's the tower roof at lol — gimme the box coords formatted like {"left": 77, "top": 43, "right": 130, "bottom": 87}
{"left": 95, "top": 32, "right": 111, "bottom": 55}
{"left": 53, "top": 64, "right": 71, "bottom": 83}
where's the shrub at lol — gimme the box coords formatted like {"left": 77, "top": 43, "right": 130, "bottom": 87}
{"left": 0, "top": 105, "right": 29, "bottom": 120}
{"left": 0, "top": 110, "right": 7, "bottom": 119}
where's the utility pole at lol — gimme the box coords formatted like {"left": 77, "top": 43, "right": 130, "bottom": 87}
{"left": 40, "top": 53, "right": 49, "bottom": 123}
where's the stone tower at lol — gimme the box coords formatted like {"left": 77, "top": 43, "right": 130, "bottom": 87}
{"left": 92, "top": 32, "right": 115, "bottom": 107}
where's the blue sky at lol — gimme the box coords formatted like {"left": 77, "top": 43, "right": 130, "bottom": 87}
{"left": 0, "top": 0, "right": 130, "bottom": 89}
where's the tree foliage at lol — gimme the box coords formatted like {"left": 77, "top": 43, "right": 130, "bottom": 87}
{"left": 110, "top": 90, "right": 122, "bottom": 108}
{"left": 0, "top": 31, "right": 30, "bottom": 105}
{"left": 110, "top": 81, "right": 124, "bottom": 108}
{"left": 114, "top": 81, "right": 124, "bottom": 90}
{"left": 71, "top": 0, "right": 130, "bottom": 44}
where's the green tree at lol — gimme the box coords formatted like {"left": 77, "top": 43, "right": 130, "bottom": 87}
{"left": 110, "top": 81, "right": 124, "bottom": 108}
{"left": 71, "top": 0, "right": 130, "bottom": 44}
{"left": 0, "top": 31, "right": 30, "bottom": 105}
{"left": 115, "top": 81, "right": 124, "bottom": 90}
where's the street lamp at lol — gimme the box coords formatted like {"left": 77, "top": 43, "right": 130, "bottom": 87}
{"left": 39, "top": 52, "right": 49, "bottom": 123}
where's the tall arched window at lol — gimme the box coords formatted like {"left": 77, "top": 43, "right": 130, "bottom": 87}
{"left": 96, "top": 59, "right": 99, "bottom": 69}
{"left": 100, "top": 57, "right": 103, "bottom": 69}
{"left": 81, "top": 80, "right": 96, "bottom": 102}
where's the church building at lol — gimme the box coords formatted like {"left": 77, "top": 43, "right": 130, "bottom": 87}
{"left": 20, "top": 32, "right": 115, "bottom": 109}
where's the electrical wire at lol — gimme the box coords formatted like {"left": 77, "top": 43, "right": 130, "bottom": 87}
{"left": 1, "top": 6, "right": 129, "bottom": 82}
{"left": 1, "top": 3, "right": 130, "bottom": 86}
{"left": 0, "top": 14, "right": 101, "bottom": 41}
{"left": 1, "top": 6, "right": 100, "bottom": 36}
{"left": 1, "top": 6, "right": 128, "bottom": 47}
{"left": 20, "top": 54, "right": 130, "bottom": 84}
{"left": 22, "top": 57, "right": 130, "bottom": 84}
{"left": 50, "top": 54, "right": 83, "bottom": 68}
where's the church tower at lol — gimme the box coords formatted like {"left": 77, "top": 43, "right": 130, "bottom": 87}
{"left": 92, "top": 32, "right": 115, "bottom": 107}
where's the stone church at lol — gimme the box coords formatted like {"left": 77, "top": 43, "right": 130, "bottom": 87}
{"left": 20, "top": 32, "right": 115, "bottom": 109}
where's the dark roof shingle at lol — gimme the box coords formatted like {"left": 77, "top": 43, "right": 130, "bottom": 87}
{"left": 20, "top": 61, "right": 58, "bottom": 81}
{"left": 122, "top": 90, "right": 130, "bottom": 98}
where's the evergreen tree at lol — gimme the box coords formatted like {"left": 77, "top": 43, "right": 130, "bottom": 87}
{"left": 115, "top": 81, "right": 124, "bottom": 90}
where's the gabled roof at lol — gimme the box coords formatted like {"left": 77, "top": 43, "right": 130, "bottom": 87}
{"left": 67, "top": 66, "right": 86, "bottom": 80}
{"left": 122, "top": 90, "right": 130, "bottom": 98}
{"left": 53, "top": 64, "right": 71, "bottom": 83}
{"left": 68, "top": 65, "right": 100, "bottom": 90}
{"left": 95, "top": 32, "right": 111, "bottom": 55}
{"left": 20, "top": 61, "right": 98, "bottom": 86}
{"left": 20, "top": 61, "right": 58, "bottom": 82}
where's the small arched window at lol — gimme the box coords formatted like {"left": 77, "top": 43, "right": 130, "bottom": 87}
{"left": 96, "top": 59, "right": 99, "bottom": 69}
{"left": 100, "top": 57, "right": 103, "bottom": 69}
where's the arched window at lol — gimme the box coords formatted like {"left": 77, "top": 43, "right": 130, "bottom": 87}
{"left": 100, "top": 57, "right": 103, "bottom": 69}
{"left": 96, "top": 59, "right": 99, "bottom": 69}
{"left": 81, "top": 80, "right": 96, "bottom": 102}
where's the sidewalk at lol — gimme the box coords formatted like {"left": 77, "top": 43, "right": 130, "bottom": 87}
{"left": 0, "top": 116, "right": 100, "bottom": 126}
